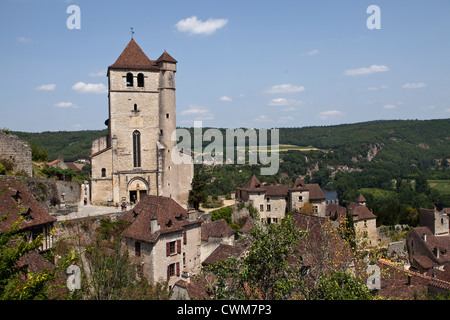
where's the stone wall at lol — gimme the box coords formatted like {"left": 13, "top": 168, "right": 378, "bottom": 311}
{"left": 13, "top": 176, "right": 81, "bottom": 212}
{"left": 0, "top": 130, "right": 32, "bottom": 176}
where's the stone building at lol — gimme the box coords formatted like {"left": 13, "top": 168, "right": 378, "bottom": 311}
{"left": 120, "top": 195, "right": 203, "bottom": 287}
{"left": 325, "top": 194, "right": 378, "bottom": 246}
{"left": 90, "top": 39, "right": 193, "bottom": 208}
{"left": 0, "top": 130, "right": 32, "bottom": 177}
{"left": 0, "top": 177, "right": 56, "bottom": 251}
{"left": 235, "top": 175, "right": 326, "bottom": 223}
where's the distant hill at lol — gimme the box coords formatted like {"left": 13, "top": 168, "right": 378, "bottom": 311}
{"left": 10, "top": 118, "right": 449, "bottom": 164}
{"left": 12, "top": 129, "right": 108, "bottom": 162}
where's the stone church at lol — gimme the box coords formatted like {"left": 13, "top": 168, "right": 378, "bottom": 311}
{"left": 90, "top": 39, "right": 193, "bottom": 208}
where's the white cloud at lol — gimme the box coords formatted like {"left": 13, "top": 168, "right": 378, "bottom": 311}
{"left": 422, "top": 105, "right": 435, "bottom": 110}
{"left": 175, "top": 16, "right": 228, "bottom": 35}
{"left": 384, "top": 104, "right": 396, "bottom": 109}
{"left": 180, "top": 105, "right": 213, "bottom": 121}
{"left": 253, "top": 114, "right": 270, "bottom": 122}
{"left": 268, "top": 98, "right": 303, "bottom": 106}
{"left": 219, "top": 96, "right": 232, "bottom": 102}
{"left": 34, "top": 84, "right": 56, "bottom": 91}
{"left": 181, "top": 105, "right": 209, "bottom": 115}
{"left": 89, "top": 70, "right": 106, "bottom": 77}
{"left": 54, "top": 102, "right": 78, "bottom": 108}
{"left": 266, "top": 84, "right": 305, "bottom": 94}
{"left": 444, "top": 108, "right": 450, "bottom": 114}
{"left": 303, "top": 49, "right": 319, "bottom": 56}
{"left": 72, "top": 82, "right": 107, "bottom": 94}
{"left": 343, "top": 65, "right": 389, "bottom": 76}
{"left": 402, "top": 82, "right": 427, "bottom": 89}
{"left": 317, "top": 110, "right": 343, "bottom": 120}
{"left": 17, "top": 37, "right": 31, "bottom": 43}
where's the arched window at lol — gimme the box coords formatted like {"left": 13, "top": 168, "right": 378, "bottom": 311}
{"left": 126, "top": 73, "right": 133, "bottom": 87}
{"left": 133, "top": 130, "right": 141, "bottom": 167}
{"left": 137, "top": 73, "right": 144, "bottom": 87}
{"left": 134, "top": 103, "right": 138, "bottom": 111}
{"left": 101, "top": 168, "right": 106, "bottom": 177}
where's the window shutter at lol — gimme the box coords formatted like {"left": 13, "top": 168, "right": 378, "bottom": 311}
{"left": 167, "top": 265, "right": 170, "bottom": 280}
{"left": 176, "top": 262, "right": 180, "bottom": 276}
{"left": 183, "top": 231, "right": 187, "bottom": 245}
{"left": 166, "top": 242, "right": 170, "bottom": 256}
{"left": 177, "top": 239, "right": 181, "bottom": 253}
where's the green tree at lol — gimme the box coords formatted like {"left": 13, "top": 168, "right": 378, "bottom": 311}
{"left": 314, "top": 271, "right": 372, "bottom": 300}
{"left": 203, "top": 214, "right": 308, "bottom": 300}
{"left": 189, "top": 172, "right": 207, "bottom": 210}
{"left": 0, "top": 187, "right": 78, "bottom": 299}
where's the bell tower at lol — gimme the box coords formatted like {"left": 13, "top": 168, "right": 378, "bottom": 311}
{"left": 90, "top": 39, "right": 193, "bottom": 208}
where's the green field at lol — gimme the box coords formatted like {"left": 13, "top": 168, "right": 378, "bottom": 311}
{"left": 428, "top": 180, "right": 450, "bottom": 195}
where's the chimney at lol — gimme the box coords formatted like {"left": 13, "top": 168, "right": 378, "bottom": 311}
{"left": 423, "top": 233, "right": 426, "bottom": 241}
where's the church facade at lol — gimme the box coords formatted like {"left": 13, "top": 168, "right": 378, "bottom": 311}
{"left": 90, "top": 39, "right": 193, "bottom": 208}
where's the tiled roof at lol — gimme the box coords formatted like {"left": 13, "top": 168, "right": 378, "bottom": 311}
{"left": 0, "top": 178, "right": 56, "bottom": 233}
{"left": 109, "top": 38, "right": 159, "bottom": 71}
{"left": 305, "top": 184, "right": 326, "bottom": 200}
{"left": 348, "top": 202, "right": 377, "bottom": 220}
{"left": 241, "top": 175, "right": 264, "bottom": 192}
{"left": 238, "top": 176, "right": 325, "bottom": 200}
{"left": 202, "top": 242, "right": 249, "bottom": 266}
{"left": 156, "top": 51, "right": 177, "bottom": 63}
{"left": 120, "top": 195, "right": 202, "bottom": 243}
{"left": 377, "top": 259, "right": 450, "bottom": 299}
{"left": 201, "top": 219, "right": 234, "bottom": 242}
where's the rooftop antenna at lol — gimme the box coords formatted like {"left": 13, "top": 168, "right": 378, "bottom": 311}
{"left": 130, "top": 27, "right": 135, "bottom": 39}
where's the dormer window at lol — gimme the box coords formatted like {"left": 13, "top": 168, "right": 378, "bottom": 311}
{"left": 126, "top": 73, "right": 133, "bottom": 87}
{"left": 165, "top": 218, "right": 172, "bottom": 228}
{"left": 12, "top": 190, "right": 21, "bottom": 202}
{"left": 22, "top": 207, "right": 32, "bottom": 222}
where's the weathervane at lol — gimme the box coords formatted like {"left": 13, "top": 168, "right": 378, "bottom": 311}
{"left": 130, "top": 27, "right": 135, "bottom": 39}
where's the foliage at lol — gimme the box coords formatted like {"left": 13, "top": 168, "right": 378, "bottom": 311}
{"left": 314, "top": 271, "right": 372, "bottom": 300}
{"left": 0, "top": 179, "right": 79, "bottom": 299}
{"left": 203, "top": 214, "right": 308, "bottom": 300}
{"left": 12, "top": 129, "right": 108, "bottom": 162}
{"left": 30, "top": 142, "right": 48, "bottom": 162}
{"left": 79, "top": 218, "right": 171, "bottom": 300}
{"left": 189, "top": 172, "right": 207, "bottom": 210}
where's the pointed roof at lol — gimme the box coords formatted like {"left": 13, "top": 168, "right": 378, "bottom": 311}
{"left": 108, "top": 38, "right": 159, "bottom": 71}
{"left": 156, "top": 50, "right": 177, "bottom": 63}
{"left": 290, "top": 177, "right": 308, "bottom": 191}
{"left": 242, "top": 174, "right": 263, "bottom": 191}
{"left": 355, "top": 194, "right": 366, "bottom": 203}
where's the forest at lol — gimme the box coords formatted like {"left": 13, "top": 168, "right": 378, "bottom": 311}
{"left": 9, "top": 118, "right": 450, "bottom": 227}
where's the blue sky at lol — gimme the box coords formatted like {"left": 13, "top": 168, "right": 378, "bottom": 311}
{"left": 1, "top": 0, "right": 450, "bottom": 132}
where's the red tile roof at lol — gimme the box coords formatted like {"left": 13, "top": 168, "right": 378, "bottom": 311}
{"left": 120, "top": 195, "right": 202, "bottom": 243}
{"left": 201, "top": 219, "right": 234, "bottom": 242}
{"left": 109, "top": 38, "right": 159, "bottom": 71}
{"left": 0, "top": 178, "right": 56, "bottom": 233}
{"left": 156, "top": 51, "right": 177, "bottom": 63}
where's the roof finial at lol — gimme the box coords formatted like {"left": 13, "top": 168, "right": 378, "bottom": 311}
{"left": 130, "top": 27, "right": 135, "bottom": 39}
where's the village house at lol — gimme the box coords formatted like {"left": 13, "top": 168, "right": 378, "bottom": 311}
{"left": 46, "top": 155, "right": 82, "bottom": 175}
{"left": 235, "top": 175, "right": 327, "bottom": 223}
{"left": 325, "top": 194, "right": 378, "bottom": 246}
{"left": 200, "top": 219, "right": 235, "bottom": 262}
{"left": 120, "top": 195, "right": 203, "bottom": 287}
{"left": 406, "top": 208, "right": 450, "bottom": 281}
{"left": 0, "top": 177, "right": 56, "bottom": 252}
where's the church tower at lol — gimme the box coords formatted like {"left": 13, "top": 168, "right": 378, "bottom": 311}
{"left": 90, "top": 39, "right": 193, "bottom": 208}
